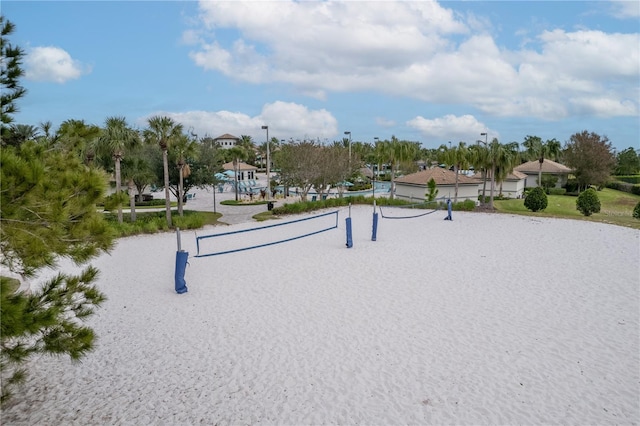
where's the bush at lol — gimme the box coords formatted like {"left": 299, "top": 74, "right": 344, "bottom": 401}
{"left": 524, "top": 187, "right": 548, "bottom": 212}
{"left": 576, "top": 188, "right": 601, "bottom": 216}
{"left": 616, "top": 175, "right": 640, "bottom": 184}
{"left": 564, "top": 178, "right": 579, "bottom": 193}
{"left": 633, "top": 201, "right": 640, "bottom": 219}
{"left": 606, "top": 180, "right": 640, "bottom": 196}
{"left": 548, "top": 188, "right": 566, "bottom": 196}
{"left": 540, "top": 175, "right": 558, "bottom": 193}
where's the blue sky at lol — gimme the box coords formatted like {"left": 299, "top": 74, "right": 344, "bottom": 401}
{"left": 4, "top": 0, "right": 639, "bottom": 151}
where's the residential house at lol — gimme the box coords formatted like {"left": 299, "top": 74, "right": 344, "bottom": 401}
{"left": 222, "top": 161, "right": 258, "bottom": 182}
{"left": 514, "top": 159, "right": 573, "bottom": 188}
{"left": 214, "top": 133, "right": 241, "bottom": 149}
{"left": 395, "top": 167, "right": 479, "bottom": 202}
{"left": 472, "top": 170, "right": 527, "bottom": 199}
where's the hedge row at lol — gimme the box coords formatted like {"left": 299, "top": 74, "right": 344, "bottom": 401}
{"left": 606, "top": 180, "right": 640, "bottom": 196}
{"left": 614, "top": 175, "right": 640, "bottom": 184}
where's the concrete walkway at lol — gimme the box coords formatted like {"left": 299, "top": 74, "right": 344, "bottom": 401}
{"left": 181, "top": 186, "right": 282, "bottom": 225}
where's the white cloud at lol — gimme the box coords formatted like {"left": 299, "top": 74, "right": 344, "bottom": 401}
{"left": 406, "top": 114, "right": 493, "bottom": 143}
{"left": 609, "top": 0, "right": 640, "bottom": 19}
{"left": 25, "top": 46, "right": 89, "bottom": 83}
{"left": 186, "top": 0, "right": 639, "bottom": 121}
{"left": 376, "top": 117, "right": 396, "bottom": 127}
{"left": 138, "top": 101, "right": 338, "bottom": 141}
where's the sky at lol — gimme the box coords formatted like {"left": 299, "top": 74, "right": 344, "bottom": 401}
{"left": 3, "top": 0, "right": 640, "bottom": 151}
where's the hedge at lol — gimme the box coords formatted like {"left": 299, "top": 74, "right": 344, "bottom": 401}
{"left": 606, "top": 180, "right": 640, "bottom": 196}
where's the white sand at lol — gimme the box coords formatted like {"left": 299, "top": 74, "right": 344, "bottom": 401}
{"left": 3, "top": 206, "right": 639, "bottom": 425}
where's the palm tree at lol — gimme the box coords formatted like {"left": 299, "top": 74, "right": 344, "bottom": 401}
{"left": 487, "top": 139, "right": 520, "bottom": 208}
{"left": 522, "top": 136, "right": 563, "bottom": 188}
{"left": 379, "top": 138, "right": 397, "bottom": 199}
{"left": 144, "top": 116, "right": 184, "bottom": 227}
{"left": 238, "top": 134, "right": 256, "bottom": 164}
{"left": 172, "top": 133, "right": 199, "bottom": 216}
{"left": 494, "top": 141, "right": 520, "bottom": 198}
{"left": 95, "top": 116, "right": 141, "bottom": 223}
{"left": 55, "top": 119, "right": 101, "bottom": 161}
{"left": 227, "top": 146, "right": 247, "bottom": 201}
{"left": 469, "top": 143, "right": 491, "bottom": 204}
{"left": 439, "top": 142, "right": 470, "bottom": 203}
{"left": 7, "top": 123, "right": 40, "bottom": 146}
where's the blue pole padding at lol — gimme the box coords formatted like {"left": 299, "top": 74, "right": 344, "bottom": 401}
{"left": 175, "top": 251, "right": 189, "bottom": 294}
{"left": 345, "top": 217, "right": 353, "bottom": 248}
{"left": 371, "top": 212, "right": 378, "bottom": 241}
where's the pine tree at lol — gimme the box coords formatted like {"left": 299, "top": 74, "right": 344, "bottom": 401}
{"left": 0, "top": 16, "right": 27, "bottom": 144}
{"left": 1, "top": 142, "right": 116, "bottom": 405}
{"left": 0, "top": 19, "right": 116, "bottom": 402}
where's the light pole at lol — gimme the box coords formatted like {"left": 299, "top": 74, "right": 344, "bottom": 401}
{"left": 262, "top": 125, "right": 270, "bottom": 202}
{"left": 480, "top": 132, "right": 488, "bottom": 204}
{"left": 373, "top": 136, "right": 379, "bottom": 198}
{"left": 280, "top": 139, "right": 286, "bottom": 197}
{"left": 344, "top": 131, "right": 352, "bottom": 170}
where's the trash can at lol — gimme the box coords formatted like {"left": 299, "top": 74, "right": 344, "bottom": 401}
{"left": 267, "top": 201, "right": 274, "bottom": 211}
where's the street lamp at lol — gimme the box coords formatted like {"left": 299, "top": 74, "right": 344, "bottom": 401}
{"left": 261, "top": 125, "right": 270, "bottom": 202}
{"left": 373, "top": 136, "right": 379, "bottom": 199}
{"left": 280, "top": 139, "right": 286, "bottom": 197}
{"left": 344, "top": 131, "right": 352, "bottom": 169}
{"left": 480, "top": 132, "right": 488, "bottom": 145}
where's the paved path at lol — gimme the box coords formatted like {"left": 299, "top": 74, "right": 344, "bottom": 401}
{"left": 182, "top": 187, "right": 283, "bottom": 225}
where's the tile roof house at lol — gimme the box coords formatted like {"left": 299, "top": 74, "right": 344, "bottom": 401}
{"left": 395, "top": 167, "right": 480, "bottom": 202}
{"left": 514, "top": 159, "right": 573, "bottom": 188}
{"left": 222, "top": 161, "right": 258, "bottom": 182}
{"left": 213, "top": 133, "right": 241, "bottom": 149}
{"left": 472, "top": 170, "right": 527, "bottom": 199}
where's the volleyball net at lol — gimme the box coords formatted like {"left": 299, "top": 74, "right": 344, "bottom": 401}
{"left": 194, "top": 210, "right": 339, "bottom": 258}
{"left": 378, "top": 197, "right": 445, "bottom": 219}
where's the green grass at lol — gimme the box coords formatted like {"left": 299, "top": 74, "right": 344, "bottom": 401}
{"left": 494, "top": 188, "right": 640, "bottom": 229}
{"left": 105, "top": 210, "right": 222, "bottom": 237}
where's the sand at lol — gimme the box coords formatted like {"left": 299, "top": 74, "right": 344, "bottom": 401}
{"left": 2, "top": 204, "right": 639, "bottom": 425}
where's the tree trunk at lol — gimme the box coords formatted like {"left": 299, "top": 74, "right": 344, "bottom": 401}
{"left": 115, "top": 157, "right": 123, "bottom": 224}
{"left": 178, "top": 164, "right": 184, "bottom": 216}
{"left": 489, "top": 164, "right": 496, "bottom": 209}
{"left": 538, "top": 158, "right": 543, "bottom": 187}
{"left": 454, "top": 163, "right": 459, "bottom": 203}
{"left": 128, "top": 179, "right": 136, "bottom": 222}
{"left": 163, "top": 149, "right": 172, "bottom": 226}
{"left": 481, "top": 169, "right": 488, "bottom": 204}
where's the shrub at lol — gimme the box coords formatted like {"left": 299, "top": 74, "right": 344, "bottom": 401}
{"left": 564, "top": 178, "right": 579, "bottom": 193}
{"left": 540, "top": 175, "right": 558, "bottom": 193}
{"left": 616, "top": 175, "right": 640, "bottom": 184}
{"left": 548, "top": 188, "right": 566, "bottom": 196}
{"left": 576, "top": 188, "right": 601, "bottom": 216}
{"left": 524, "top": 187, "right": 548, "bottom": 212}
{"left": 633, "top": 201, "right": 640, "bottom": 219}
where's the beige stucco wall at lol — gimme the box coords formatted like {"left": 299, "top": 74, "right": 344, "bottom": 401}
{"left": 480, "top": 179, "right": 525, "bottom": 198}
{"left": 523, "top": 173, "right": 568, "bottom": 189}
{"left": 395, "top": 183, "right": 480, "bottom": 202}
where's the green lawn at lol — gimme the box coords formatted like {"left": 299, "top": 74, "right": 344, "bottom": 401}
{"left": 494, "top": 188, "right": 640, "bottom": 229}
